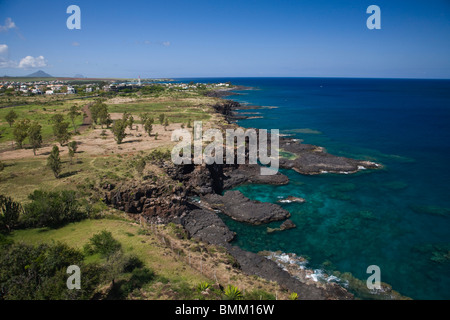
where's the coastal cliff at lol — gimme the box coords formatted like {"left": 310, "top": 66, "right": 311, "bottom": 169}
{"left": 101, "top": 95, "right": 387, "bottom": 300}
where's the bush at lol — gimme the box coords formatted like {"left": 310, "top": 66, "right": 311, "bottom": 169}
{"left": 22, "top": 190, "right": 84, "bottom": 228}
{"left": 224, "top": 285, "right": 243, "bottom": 300}
{"left": 0, "top": 195, "right": 22, "bottom": 233}
{"left": 0, "top": 242, "right": 102, "bottom": 300}
{"left": 146, "top": 149, "right": 171, "bottom": 162}
{"left": 197, "top": 281, "right": 211, "bottom": 292}
{"left": 289, "top": 292, "right": 299, "bottom": 300}
{"left": 83, "top": 230, "right": 121, "bottom": 258}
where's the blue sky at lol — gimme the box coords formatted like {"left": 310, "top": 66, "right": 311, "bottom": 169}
{"left": 0, "top": 0, "right": 449, "bottom": 78}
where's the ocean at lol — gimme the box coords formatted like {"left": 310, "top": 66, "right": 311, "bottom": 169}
{"left": 179, "top": 77, "right": 450, "bottom": 300}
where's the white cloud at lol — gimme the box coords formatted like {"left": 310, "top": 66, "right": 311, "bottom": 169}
{"left": 0, "top": 44, "right": 16, "bottom": 68}
{"left": 0, "top": 18, "right": 17, "bottom": 32}
{"left": 18, "top": 55, "right": 48, "bottom": 68}
{"left": 72, "top": 41, "right": 80, "bottom": 47}
{"left": 0, "top": 44, "right": 8, "bottom": 55}
{"left": 0, "top": 50, "right": 49, "bottom": 69}
{"left": 162, "top": 41, "right": 171, "bottom": 47}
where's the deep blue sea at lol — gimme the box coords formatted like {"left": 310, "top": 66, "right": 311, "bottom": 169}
{"left": 179, "top": 77, "right": 450, "bottom": 300}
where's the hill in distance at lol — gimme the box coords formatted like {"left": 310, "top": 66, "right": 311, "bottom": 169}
{"left": 25, "top": 70, "right": 53, "bottom": 77}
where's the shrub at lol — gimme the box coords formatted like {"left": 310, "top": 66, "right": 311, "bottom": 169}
{"left": 0, "top": 195, "right": 22, "bottom": 233}
{"left": 197, "top": 281, "right": 211, "bottom": 292}
{"left": 83, "top": 230, "right": 121, "bottom": 258}
{"left": 289, "top": 292, "right": 299, "bottom": 300}
{"left": 224, "top": 285, "right": 242, "bottom": 300}
{"left": 22, "top": 190, "right": 84, "bottom": 228}
{"left": 0, "top": 242, "right": 102, "bottom": 300}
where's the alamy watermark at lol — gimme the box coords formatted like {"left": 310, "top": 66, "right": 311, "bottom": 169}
{"left": 367, "top": 5, "right": 381, "bottom": 30}
{"left": 66, "top": 265, "right": 81, "bottom": 290}
{"left": 171, "top": 121, "right": 280, "bottom": 175}
{"left": 366, "top": 265, "right": 381, "bottom": 290}
{"left": 66, "top": 5, "right": 81, "bottom": 30}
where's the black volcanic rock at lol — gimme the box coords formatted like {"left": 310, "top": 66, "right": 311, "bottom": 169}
{"left": 223, "top": 164, "right": 289, "bottom": 189}
{"left": 201, "top": 190, "right": 290, "bottom": 225}
{"left": 279, "top": 138, "right": 380, "bottom": 175}
{"left": 226, "top": 246, "right": 353, "bottom": 300}
{"left": 182, "top": 209, "right": 235, "bottom": 245}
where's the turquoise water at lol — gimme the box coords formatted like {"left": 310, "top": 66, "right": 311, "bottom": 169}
{"left": 181, "top": 77, "right": 450, "bottom": 299}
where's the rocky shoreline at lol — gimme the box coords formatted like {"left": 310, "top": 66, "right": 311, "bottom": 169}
{"left": 104, "top": 93, "right": 385, "bottom": 300}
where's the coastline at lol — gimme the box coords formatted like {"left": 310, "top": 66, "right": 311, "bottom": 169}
{"left": 103, "top": 86, "right": 409, "bottom": 300}
{"left": 195, "top": 87, "right": 408, "bottom": 299}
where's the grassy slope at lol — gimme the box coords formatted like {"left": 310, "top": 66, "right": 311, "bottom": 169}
{"left": 9, "top": 217, "right": 287, "bottom": 300}
{"left": 10, "top": 219, "right": 208, "bottom": 285}
{"left": 1, "top": 90, "right": 290, "bottom": 300}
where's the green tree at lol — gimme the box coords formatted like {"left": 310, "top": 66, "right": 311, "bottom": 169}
{"left": 187, "top": 119, "right": 192, "bottom": 128}
{"left": 154, "top": 132, "right": 158, "bottom": 140}
{"left": 111, "top": 119, "right": 127, "bottom": 144}
{"left": 164, "top": 118, "right": 169, "bottom": 131}
{"left": 0, "top": 242, "right": 102, "bottom": 300}
{"left": 68, "top": 105, "right": 81, "bottom": 133}
{"left": 0, "top": 195, "right": 22, "bottom": 233}
{"left": 51, "top": 114, "right": 70, "bottom": 146}
{"left": 84, "top": 230, "right": 122, "bottom": 258}
{"left": 5, "top": 110, "right": 18, "bottom": 127}
{"left": 139, "top": 112, "right": 149, "bottom": 126}
{"left": 27, "top": 121, "right": 42, "bottom": 156}
{"left": 144, "top": 119, "right": 153, "bottom": 137}
{"left": 98, "top": 107, "right": 111, "bottom": 128}
{"left": 89, "top": 103, "right": 100, "bottom": 125}
{"left": 47, "top": 145, "right": 62, "bottom": 178}
{"left": 158, "top": 113, "right": 165, "bottom": 125}
{"left": 89, "top": 100, "right": 108, "bottom": 126}
{"left": 13, "top": 118, "right": 30, "bottom": 149}
{"left": 128, "top": 115, "right": 134, "bottom": 130}
{"left": 68, "top": 141, "right": 78, "bottom": 164}
{"left": 23, "top": 190, "right": 84, "bottom": 228}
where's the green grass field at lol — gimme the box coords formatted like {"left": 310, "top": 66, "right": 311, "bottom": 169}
{"left": 107, "top": 101, "right": 211, "bottom": 124}
{"left": 0, "top": 101, "right": 87, "bottom": 144}
{"left": 9, "top": 218, "right": 210, "bottom": 290}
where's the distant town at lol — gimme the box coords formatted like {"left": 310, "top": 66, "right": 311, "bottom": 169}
{"left": 0, "top": 74, "right": 232, "bottom": 97}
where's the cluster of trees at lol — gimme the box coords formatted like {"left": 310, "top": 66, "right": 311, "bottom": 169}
{"left": 0, "top": 241, "right": 102, "bottom": 300}
{"left": 5, "top": 109, "right": 43, "bottom": 154}
{"left": 0, "top": 190, "right": 86, "bottom": 231}
{"left": 4, "top": 105, "right": 81, "bottom": 154}
{"left": 0, "top": 230, "right": 154, "bottom": 300}
{"left": 90, "top": 100, "right": 111, "bottom": 128}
